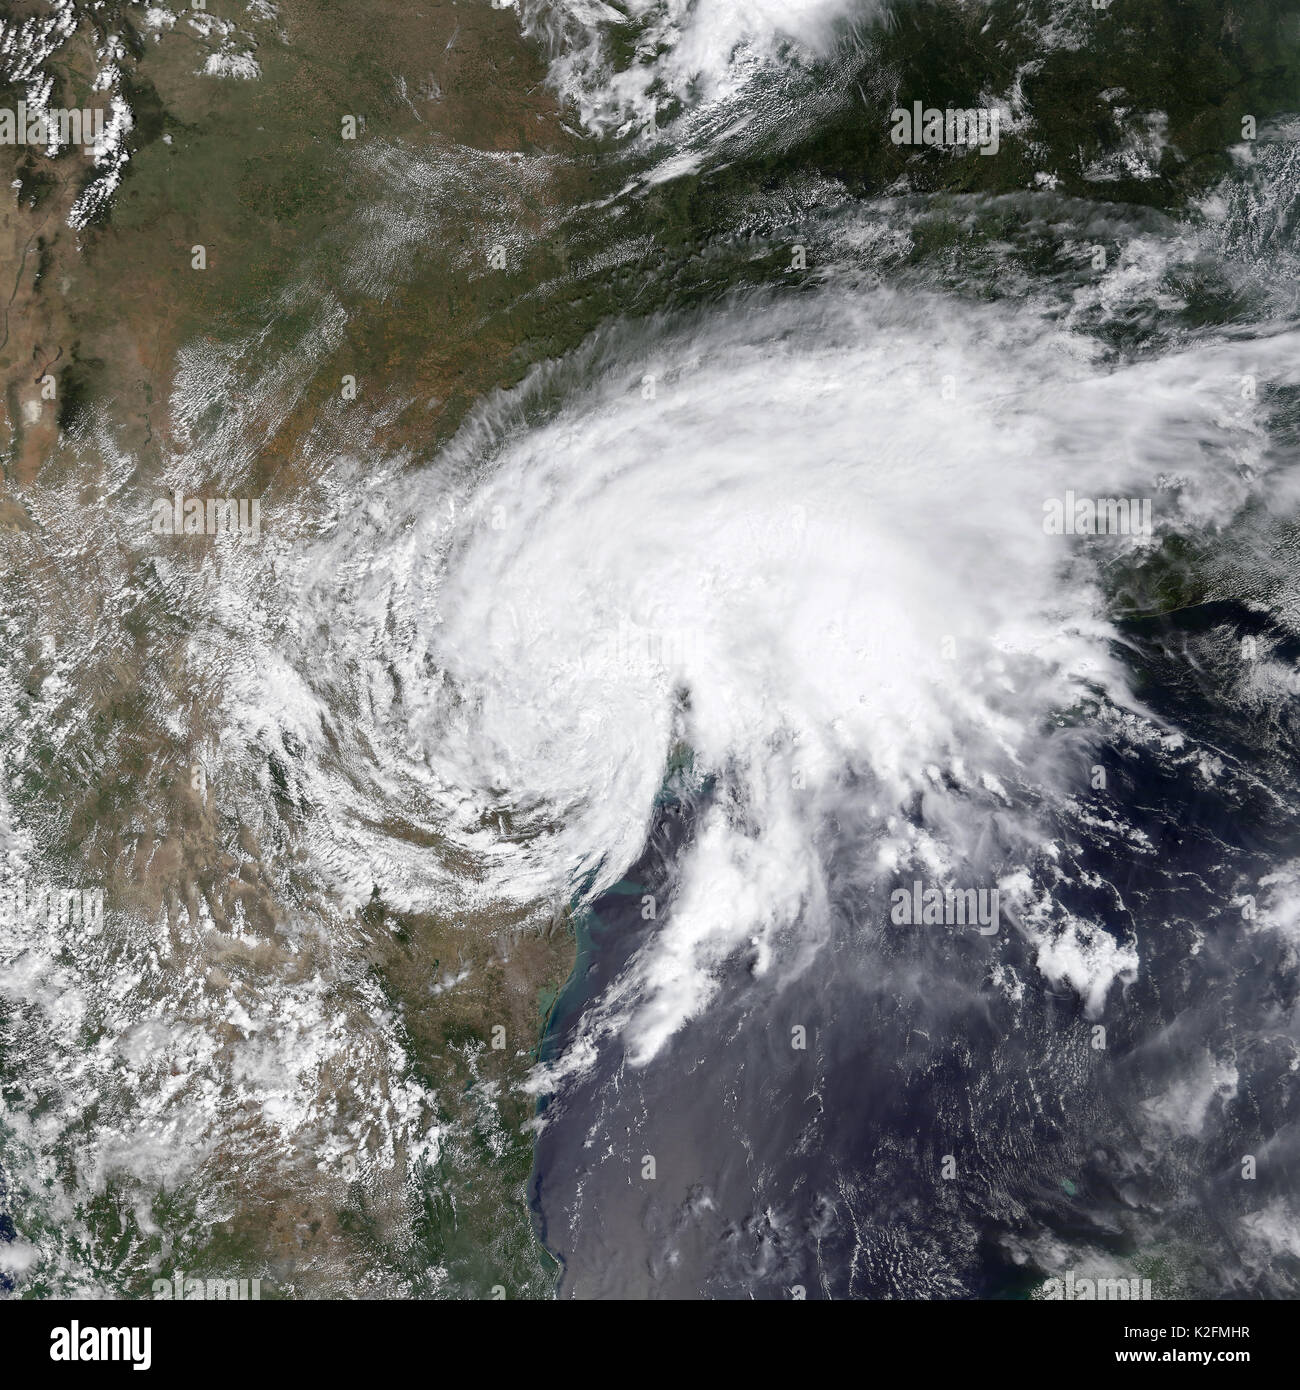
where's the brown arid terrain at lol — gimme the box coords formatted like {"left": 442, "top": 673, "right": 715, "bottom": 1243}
{"left": 4, "top": 0, "right": 1300, "bottom": 1314}
{"left": 2, "top": 0, "right": 593, "bottom": 480}
{"left": 0, "top": 0, "right": 604, "bottom": 1297}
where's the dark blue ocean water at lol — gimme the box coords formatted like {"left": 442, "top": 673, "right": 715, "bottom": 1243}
{"left": 531, "top": 599, "right": 1300, "bottom": 1298}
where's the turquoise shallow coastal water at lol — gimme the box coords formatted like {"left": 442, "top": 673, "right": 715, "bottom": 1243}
{"left": 3, "top": 0, "right": 1300, "bottom": 1302}
{"left": 513, "top": 0, "right": 1300, "bottom": 1298}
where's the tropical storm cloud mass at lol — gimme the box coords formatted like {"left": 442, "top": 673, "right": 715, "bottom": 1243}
{"left": 1, "top": 0, "right": 1299, "bottom": 1314}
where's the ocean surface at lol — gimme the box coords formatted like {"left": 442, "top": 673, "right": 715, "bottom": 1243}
{"left": 3, "top": 0, "right": 1299, "bottom": 1300}
{"left": 509, "top": 0, "right": 1300, "bottom": 1298}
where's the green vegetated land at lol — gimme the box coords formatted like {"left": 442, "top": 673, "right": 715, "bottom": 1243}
{"left": 2, "top": 0, "right": 1297, "bottom": 1297}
